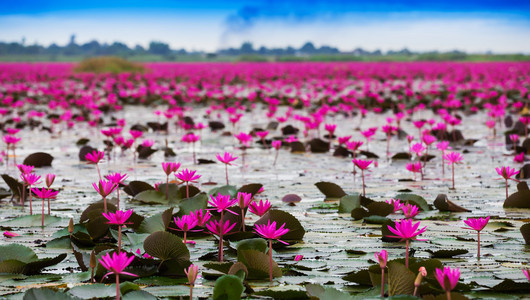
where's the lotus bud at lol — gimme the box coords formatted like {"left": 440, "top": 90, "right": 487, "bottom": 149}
{"left": 90, "top": 250, "right": 97, "bottom": 269}
{"left": 68, "top": 218, "right": 74, "bottom": 236}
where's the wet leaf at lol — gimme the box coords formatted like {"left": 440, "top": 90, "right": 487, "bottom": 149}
{"left": 394, "top": 193, "right": 431, "bottom": 211}
{"left": 213, "top": 274, "right": 244, "bottom": 300}
{"left": 137, "top": 207, "right": 174, "bottom": 234}
{"left": 237, "top": 183, "right": 263, "bottom": 198}
{"left": 122, "top": 290, "right": 157, "bottom": 300}
{"left": 0, "top": 244, "right": 38, "bottom": 263}
{"left": 255, "top": 209, "right": 305, "bottom": 241}
{"left": 24, "top": 288, "right": 79, "bottom": 300}
{"left": 366, "top": 201, "right": 394, "bottom": 217}
{"left": 426, "top": 249, "right": 468, "bottom": 258}
{"left": 177, "top": 192, "right": 208, "bottom": 216}
{"left": 339, "top": 194, "right": 361, "bottom": 213}
{"left": 306, "top": 284, "right": 354, "bottom": 300}
{"left": 120, "top": 281, "right": 140, "bottom": 295}
{"left": 143, "top": 231, "right": 190, "bottom": 261}
{"left": 23, "top": 152, "right": 54, "bottom": 168}
{"left": 315, "top": 182, "right": 347, "bottom": 200}
{"left": 123, "top": 181, "right": 155, "bottom": 197}
{"left": 520, "top": 223, "right": 530, "bottom": 245}
{"left": 68, "top": 283, "right": 115, "bottom": 299}
{"left": 209, "top": 185, "right": 238, "bottom": 198}
{"left": 388, "top": 261, "right": 415, "bottom": 296}
{"left": 238, "top": 249, "right": 281, "bottom": 280}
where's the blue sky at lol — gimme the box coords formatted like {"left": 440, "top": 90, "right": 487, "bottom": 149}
{"left": 1, "top": 0, "right": 530, "bottom": 53}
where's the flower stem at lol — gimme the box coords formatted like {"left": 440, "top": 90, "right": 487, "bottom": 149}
{"left": 96, "top": 164, "right": 102, "bottom": 181}
{"left": 241, "top": 207, "right": 246, "bottom": 232}
{"left": 103, "top": 196, "right": 107, "bottom": 213}
{"left": 477, "top": 231, "right": 480, "bottom": 259}
{"left": 269, "top": 239, "right": 273, "bottom": 283}
{"left": 28, "top": 186, "right": 32, "bottom": 215}
{"left": 166, "top": 176, "right": 169, "bottom": 201}
{"left": 273, "top": 149, "right": 279, "bottom": 166}
{"left": 41, "top": 197, "right": 45, "bottom": 227}
{"left": 186, "top": 182, "right": 189, "bottom": 199}
{"left": 361, "top": 169, "right": 365, "bottom": 197}
{"left": 405, "top": 239, "right": 410, "bottom": 268}
{"left": 505, "top": 179, "right": 508, "bottom": 199}
{"left": 219, "top": 232, "right": 223, "bottom": 262}
{"left": 380, "top": 268, "right": 385, "bottom": 297}
{"left": 189, "top": 284, "right": 194, "bottom": 299}
{"left": 446, "top": 290, "right": 451, "bottom": 300}
{"left": 451, "top": 164, "right": 455, "bottom": 189}
{"left": 116, "top": 188, "right": 120, "bottom": 211}
{"left": 225, "top": 164, "right": 229, "bottom": 185}
{"left": 118, "top": 226, "right": 122, "bottom": 253}
{"left": 184, "top": 231, "right": 187, "bottom": 244}
{"left": 116, "top": 273, "right": 120, "bottom": 300}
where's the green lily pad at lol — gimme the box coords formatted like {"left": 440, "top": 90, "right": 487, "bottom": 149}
{"left": 388, "top": 261, "right": 415, "bottom": 296}
{"left": 177, "top": 192, "right": 208, "bottom": 216}
{"left": 237, "top": 183, "right": 263, "bottom": 198}
{"left": 143, "top": 231, "right": 190, "bottom": 262}
{"left": 394, "top": 193, "right": 431, "bottom": 211}
{"left": 255, "top": 209, "right": 305, "bottom": 241}
{"left": 364, "top": 215, "right": 390, "bottom": 224}
{"left": 24, "top": 288, "right": 79, "bottom": 300}
{"left": 209, "top": 185, "right": 238, "bottom": 198}
{"left": 123, "top": 181, "right": 154, "bottom": 197}
{"left": 255, "top": 289, "right": 308, "bottom": 299}
{"left": 120, "top": 281, "right": 140, "bottom": 295}
{"left": 122, "top": 290, "right": 157, "bottom": 300}
{"left": 306, "top": 284, "right": 354, "bottom": 300}
{"left": 134, "top": 190, "right": 168, "bottom": 204}
{"left": 339, "top": 194, "right": 361, "bottom": 213}
{"left": 238, "top": 249, "right": 281, "bottom": 280}
{"left": 213, "top": 274, "right": 244, "bottom": 300}
{"left": 68, "top": 283, "right": 115, "bottom": 299}
{"left": 426, "top": 249, "right": 468, "bottom": 258}
{"left": 137, "top": 207, "right": 174, "bottom": 234}
{"left": 236, "top": 238, "right": 268, "bottom": 264}
{"left": 0, "top": 214, "right": 63, "bottom": 227}
{"left": 366, "top": 201, "right": 394, "bottom": 217}
{"left": 0, "top": 244, "right": 38, "bottom": 264}
{"left": 24, "top": 253, "right": 67, "bottom": 275}
{"left": 133, "top": 276, "right": 188, "bottom": 286}
{"left": 204, "top": 261, "right": 235, "bottom": 274}
{"left": 315, "top": 182, "right": 347, "bottom": 200}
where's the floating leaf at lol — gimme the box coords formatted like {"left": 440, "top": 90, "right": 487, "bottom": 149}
{"left": 254, "top": 289, "right": 307, "bottom": 300}
{"left": 143, "top": 231, "right": 190, "bottom": 262}
{"left": 122, "top": 290, "right": 157, "bottom": 300}
{"left": 133, "top": 190, "right": 169, "bottom": 204}
{"left": 238, "top": 249, "right": 281, "bottom": 280}
{"left": 433, "top": 194, "right": 470, "bottom": 212}
{"left": 236, "top": 238, "right": 267, "bottom": 263}
{"left": 309, "top": 138, "right": 329, "bottom": 153}
{"left": 504, "top": 189, "right": 530, "bottom": 208}
{"left": 23, "top": 152, "right": 54, "bottom": 167}
{"left": 520, "top": 223, "right": 530, "bottom": 245}
{"left": 282, "top": 194, "right": 302, "bottom": 205}
{"left": 80, "top": 202, "right": 117, "bottom": 222}
{"left": 123, "top": 181, "right": 154, "bottom": 197}
{"left": 427, "top": 249, "right": 468, "bottom": 258}
{"left": 394, "top": 193, "right": 431, "bottom": 211}
{"left": 366, "top": 201, "right": 394, "bottom": 217}
{"left": 237, "top": 183, "right": 263, "bottom": 197}
{"left": 255, "top": 209, "right": 305, "bottom": 241}
{"left": 305, "top": 284, "right": 354, "bottom": 300}
{"left": 491, "top": 279, "right": 530, "bottom": 292}
{"left": 137, "top": 207, "right": 174, "bottom": 234}
{"left": 315, "top": 182, "right": 347, "bottom": 200}
{"left": 204, "top": 261, "right": 234, "bottom": 274}
{"left": 213, "top": 274, "right": 244, "bottom": 300}
{"left": 392, "top": 152, "right": 411, "bottom": 160}
{"left": 177, "top": 192, "right": 208, "bottom": 216}
{"left": 24, "top": 253, "right": 67, "bottom": 275}
{"left": 209, "top": 185, "right": 238, "bottom": 198}
{"left": 339, "top": 194, "right": 360, "bottom": 213}
{"left": 364, "top": 215, "right": 389, "bottom": 224}
{"left": 68, "top": 283, "right": 115, "bottom": 299}
{"left": 351, "top": 207, "right": 369, "bottom": 220}
{"left": 24, "top": 288, "right": 79, "bottom": 300}
{"left": 290, "top": 141, "right": 306, "bottom": 153}
{"left": 0, "top": 214, "right": 63, "bottom": 227}
{"left": 228, "top": 262, "right": 248, "bottom": 281}
{"left": 0, "top": 244, "right": 38, "bottom": 264}
{"left": 388, "top": 261, "right": 415, "bottom": 296}
{"left": 342, "top": 269, "right": 372, "bottom": 285}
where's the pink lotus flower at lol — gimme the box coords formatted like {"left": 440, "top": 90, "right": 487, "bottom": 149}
{"left": 249, "top": 199, "right": 271, "bottom": 217}
{"left": 21, "top": 173, "right": 41, "bottom": 215}
{"left": 102, "top": 209, "right": 133, "bottom": 225}
{"left": 435, "top": 266, "right": 460, "bottom": 297}
{"left": 387, "top": 219, "right": 426, "bottom": 267}
{"left": 255, "top": 220, "right": 290, "bottom": 282}
{"left": 402, "top": 203, "right": 420, "bottom": 219}
{"left": 17, "top": 164, "right": 34, "bottom": 174}
{"left": 406, "top": 162, "right": 422, "bottom": 181}
{"left": 206, "top": 219, "right": 237, "bottom": 261}
{"left": 338, "top": 136, "right": 351, "bottom": 145}
{"left": 172, "top": 214, "right": 200, "bottom": 244}
{"left": 182, "top": 133, "right": 200, "bottom": 143}
{"left": 514, "top": 152, "right": 525, "bottom": 163}
{"left": 45, "top": 174, "right": 55, "bottom": 188}
{"left": 141, "top": 139, "right": 154, "bottom": 148}
{"left": 208, "top": 193, "right": 238, "bottom": 215}
{"left": 235, "top": 132, "right": 252, "bottom": 146}
{"left": 294, "top": 254, "right": 303, "bottom": 261}
{"left": 103, "top": 209, "right": 133, "bottom": 251}
{"left": 374, "top": 249, "right": 388, "bottom": 297}
{"left": 353, "top": 159, "right": 372, "bottom": 196}
{"left": 129, "top": 130, "right": 143, "bottom": 139}
{"left": 162, "top": 162, "right": 181, "bottom": 176}
{"left": 135, "top": 248, "right": 153, "bottom": 259}
{"left": 271, "top": 140, "right": 282, "bottom": 150}
{"left": 496, "top": 166, "right": 519, "bottom": 199}
{"left": 3, "top": 231, "right": 20, "bottom": 238}
{"left": 176, "top": 169, "right": 201, "bottom": 198}
{"left": 99, "top": 252, "right": 137, "bottom": 300}
{"left": 3, "top": 135, "right": 21, "bottom": 145}
{"left": 463, "top": 216, "right": 490, "bottom": 259}
{"left": 410, "top": 143, "right": 426, "bottom": 157}
{"left": 92, "top": 179, "right": 117, "bottom": 213}
{"left": 386, "top": 198, "right": 404, "bottom": 212}
{"left": 31, "top": 187, "right": 60, "bottom": 227}
{"left": 190, "top": 209, "right": 212, "bottom": 226}
{"left": 185, "top": 264, "right": 199, "bottom": 299}
{"left": 217, "top": 152, "right": 237, "bottom": 184}
{"left": 444, "top": 151, "right": 463, "bottom": 189}
{"left": 85, "top": 150, "right": 104, "bottom": 164}
{"left": 524, "top": 269, "right": 530, "bottom": 281}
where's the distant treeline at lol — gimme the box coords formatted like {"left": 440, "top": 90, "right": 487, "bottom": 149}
{"left": 0, "top": 36, "right": 528, "bottom": 62}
